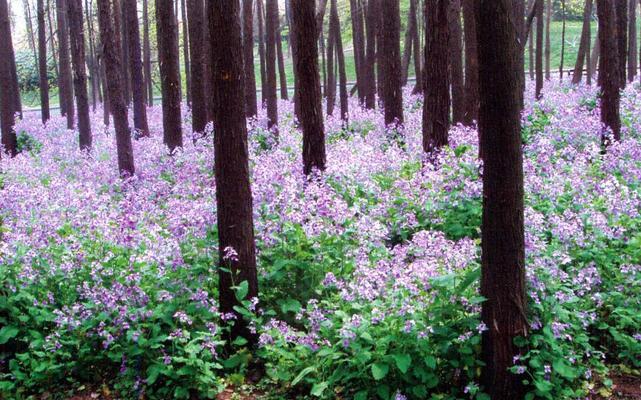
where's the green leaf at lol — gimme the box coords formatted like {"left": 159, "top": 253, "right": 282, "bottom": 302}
{"left": 291, "top": 366, "right": 315, "bottom": 386}
{"left": 0, "top": 326, "right": 19, "bottom": 344}
{"left": 280, "top": 298, "right": 302, "bottom": 314}
{"left": 354, "top": 391, "right": 368, "bottom": 400}
{"left": 311, "top": 382, "right": 328, "bottom": 397}
{"left": 392, "top": 353, "right": 412, "bottom": 374}
{"left": 234, "top": 281, "right": 249, "bottom": 301}
{"left": 424, "top": 355, "right": 437, "bottom": 369}
{"left": 371, "top": 362, "right": 389, "bottom": 380}
{"left": 552, "top": 359, "right": 576, "bottom": 379}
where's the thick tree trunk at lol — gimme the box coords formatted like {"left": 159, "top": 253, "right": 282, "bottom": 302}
{"left": 535, "top": 0, "right": 544, "bottom": 98}
{"left": 364, "top": 0, "right": 379, "bottom": 109}
{"left": 616, "top": 0, "right": 627, "bottom": 86}
{"left": 38, "top": 0, "right": 50, "bottom": 123}
{"left": 0, "top": 0, "right": 17, "bottom": 157}
{"left": 143, "top": 0, "right": 152, "bottom": 105}
{"left": 545, "top": 0, "right": 551, "bottom": 80}
{"left": 67, "top": 0, "right": 92, "bottom": 150}
{"left": 379, "top": 0, "right": 403, "bottom": 126}
{"left": 423, "top": 0, "right": 450, "bottom": 153}
{"left": 477, "top": 2, "right": 528, "bottom": 399}
{"left": 411, "top": 0, "right": 422, "bottom": 94}
{"left": 97, "top": 0, "right": 135, "bottom": 175}
{"left": 331, "top": 0, "right": 348, "bottom": 123}
{"left": 462, "top": 0, "right": 478, "bottom": 124}
{"left": 208, "top": 0, "right": 259, "bottom": 344}
{"left": 257, "top": 0, "right": 267, "bottom": 103}
{"left": 156, "top": 0, "right": 183, "bottom": 151}
{"left": 57, "top": 0, "right": 75, "bottom": 128}
{"left": 514, "top": 0, "right": 526, "bottom": 110}
{"left": 118, "top": 0, "right": 130, "bottom": 104}
{"left": 265, "top": 0, "right": 279, "bottom": 132}
{"left": 276, "top": 25, "right": 288, "bottom": 100}
{"left": 349, "top": 0, "right": 366, "bottom": 103}
{"left": 291, "top": 0, "right": 326, "bottom": 175}
{"left": 598, "top": 0, "right": 622, "bottom": 144}
{"left": 242, "top": 0, "right": 257, "bottom": 117}
{"left": 572, "top": 0, "right": 593, "bottom": 84}
{"left": 449, "top": 0, "right": 465, "bottom": 125}
{"left": 628, "top": 0, "right": 637, "bottom": 81}
{"left": 123, "top": 0, "right": 149, "bottom": 138}
{"left": 187, "top": 0, "right": 206, "bottom": 132}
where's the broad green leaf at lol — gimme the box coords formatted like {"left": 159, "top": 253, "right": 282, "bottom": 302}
{"left": 392, "top": 353, "right": 412, "bottom": 374}
{"left": 371, "top": 362, "right": 389, "bottom": 380}
{"left": 0, "top": 326, "right": 19, "bottom": 344}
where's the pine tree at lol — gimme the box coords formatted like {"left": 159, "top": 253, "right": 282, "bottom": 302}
{"left": 0, "top": 0, "right": 17, "bottom": 157}
{"left": 242, "top": 0, "right": 258, "bottom": 117}
{"left": 597, "top": 0, "right": 622, "bottom": 145}
{"left": 124, "top": 0, "right": 149, "bottom": 137}
{"left": 37, "top": 0, "right": 50, "bottom": 123}
{"left": 265, "top": 0, "right": 279, "bottom": 133}
{"left": 67, "top": 0, "right": 92, "bottom": 150}
{"left": 379, "top": 0, "right": 403, "bottom": 126}
{"left": 187, "top": 0, "right": 207, "bottom": 133}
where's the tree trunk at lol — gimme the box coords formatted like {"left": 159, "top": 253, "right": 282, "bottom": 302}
{"left": 97, "top": 0, "right": 135, "bottom": 175}
{"left": 156, "top": 0, "right": 183, "bottom": 151}
{"left": 590, "top": 35, "right": 600, "bottom": 84}
{"left": 180, "top": 0, "right": 190, "bottom": 106}
{"left": 100, "top": 54, "right": 110, "bottom": 125}
{"left": 528, "top": 0, "right": 535, "bottom": 79}
{"left": 186, "top": 0, "right": 206, "bottom": 132}
{"left": 462, "top": 0, "right": 478, "bottom": 124}
{"left": 331, "top": 0, "right": 348, "bottom": 123}
{"left": 38, "top": 0, "right": 50, "bottom": 123}
{"left": 449, "top": 0, "right": 465, "bottom": 124}
{"left": 560, "top": 0, "right": 567, "bottom": 80}
{"left": 291, "top": 0, "right": 326, "bottom": 175}
{"left": 326, "top": 9, "right": 336, "bottom": 116}
{"left": 0, "top": 0, "right": 17, "bottom": 157}
{"left": 572, "top": 0, "right": 593, "bottom": 84}
{"left": 265, "top": 0, "right": 279, "bottom": 132}
{"left": 616, "top": 0, "right": 627, "bottom": 86}
{"left": 379, "top": 0, "right": 403, "bottom": 126}
{"left": 143, "top": 0, "right": 152, "bottom": 105}
{"left": 597, "top": 0, "right": 622, "bottom": 144}
{"left": 411, "top": 0, "right": 422, "bottom": 94}
{"left": 242, "top": 0, "right": 257, "bottom": 117}
{"left": 85, "top": 0, "right": 99, "bottom": 110}
{"left": 477, "top": 2, "right": 528, "bottom": 399}
{"left": 349, "top": 0, "right": 366, "bottom": 103}
{"left": 257, "top": 0, "right": 267, "bottom": 104}
{"left": 67, "top": 0, "right": 92, "bottom": 150}
{"left": 118, "top": 0, "right": 131, "bottom": 105}
{"left": 401, "top": 0, "right": 415, "bottom": 86}
{"left": 423, "top": 0, "right": 450, "bottom": 153}
{"left": 123, "top": 0, "right": 149, "bottom": 138}
{"left": 364, "top": 0, "right": 378, "bottom": 109}
{"left": 545, "top": 0, "right": 551, "bottom": 79}
{"left": 276, "top": 25, "right": 288, "bottom": 100}
{"left": 57, "top": 0, "right": 75, "bottom": 128}
{"left": 208, "top": 0, "right": 259, "bottom": 344}
{"left": 628, "top": 0, "right": 637, "bottom": 81}
{"left": 25, "top": 0, "right": 39, "bottom": 66}
{"left": 535, "top": 0, "right": 544, "bottom": 98}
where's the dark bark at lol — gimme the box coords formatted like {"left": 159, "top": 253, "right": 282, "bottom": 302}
{"left": 67, "top": 0, "right": 92, "bottom": 150}
{"left": 118, "top": 0, "right": 130, "bottom": 104}
{"left": 423, "top": 0, "right": 450, "bottom": 153}
{"left": 276, "top": 24, "right": 288, "bottom": 100}
{"left": 143, "top": 0, "right": 152, "bottom": 105}
{"left": 331, "top": 0, "right": 348, "bottom": 123}
{"left": 572, "top": 0, "right": 593, "bottom": 84}
{"left": 462, "top": 0, "right": 478, "bottom": 124}
{"left": 38, "top": 0, "right": 50, "bottom": 123}
{"left": 535, "top": 0, "right": 543, "bottom": 99}
{"left": 528, "top": 0, "right": 535, "bottom": 79}
{"left": 349, "top": 0, "right": 366, "bottom": 103}
{"left": 411, "top": 0, "right": 422, "bottom": 94}
{"left": 242, "top": 0, "right": 257, "bottom": 117}
{"left": 616, "top": 0, "right": 627, "bottom": 86}
{"left": 628, "top": 0, "right": 637, "bottom": 81}
{"left": 364, "top": 0, "right": 379, "bottom": 109}
{"left": 265, "top": 0, "right": 279, "bottom": 132}
{"left": 186, "top": 0, "right": 206, "bottom": 133}
{"left": 401, "top": 0, "right": 415, "bottom": 86}
{"left": 123, "top": 0, "right": 149, "bottom": 137}
{"left": 57, "top": 0, "right": 75, "bottom": 128}
{"left": 0, "top": 0, "right": 17, "bottom": 157}
{"left": 291, "top": 0, "right": 326, "bottom": 175}
{"left": 590, "top": 35, "right": 599, "bottom": 84}
{"left": 97, "top": 0, "right": 135, "bottom": 175}
{"left": 597, "top": 0, "right": 622, "bottom": 144}
{"left": 326, "top": 9, "right": 336, "bottom": 116}
{"left": 208, "top": 0, "right": 258, "bottom": 344}
{"left": 100, "top": 53, "right": 110, "bottom": 125}
{"left": 156, "top": 0, "right": 183, "bottom": 151}
{"left": 449, "top": 0, "right": 465, "bottom": 124}
{"left": 257, "top": 0, "right": 267, "bottom": 103}
{"left": 514, "top": 0, "right": 526, "bottom": 110}
{"left": 379, "top": 0, "right": 403, "bottom": 126}
{"left": 477, "top": 2, "right": 528, "bottom": 399}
